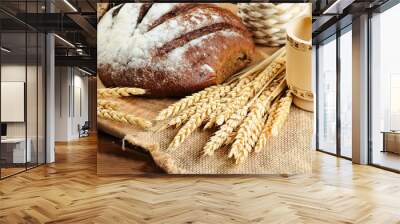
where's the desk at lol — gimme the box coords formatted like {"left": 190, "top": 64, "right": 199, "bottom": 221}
{"left": 1, "top": 138, "right": 31, "bottom": 163}
{"left": 382, "top": 131, "right": 400, "bottom": 154}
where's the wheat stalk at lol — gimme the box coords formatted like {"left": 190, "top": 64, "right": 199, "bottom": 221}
{"left": 97, "top": 108, "right": 152, "bottom": 129}
{"left": 159, "top": 56, "right": 264, "bottom": 128}
{"left": 254, "top": 90, "right": 293, "bottom": 153}
{"left": 163, "top": 65, "right": 258, "bottom": 128}
{"left": 229, "top": 78, "right": 287, "bottom": 163}
{"left": 168, "top": 102, "right": 217, "bottom": 150}
{"left": 203, "top": 77, "right": 275, "bottom": 157}
{"left": 224, "top": 131, "right": 238, "bottom": 146}
{"left": 97, "top": 87, "right": 146, "bottom": 98}
{"left": 155, "top": 85, "right": 219, "bottom": 121}
{"left": 254, "top": 99, "right": 280, "bottom": 153}
{"left": 167, "top": 84, "right": 233, "bottom": 128}
{"left": 97, "top": 99, "right": 118, "bottom": 110}
{"left": 269, "top": 90, "right": 293, "bottom": 136}
{"left": 203, "top": 70, "right": 261, "bottom": 129}
{"left": 203, "top": 107, "right": 249, "bottom": 156}
{"left": 216, "top": 57, "right": 285, "bottom": 126}
{"left": 153, "top": 47, "right": 290, "bottom": 163}
{"left": 253, "top": 114, "right": 269, "bottom": 153}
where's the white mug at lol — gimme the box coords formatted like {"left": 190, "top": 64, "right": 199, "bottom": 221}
{"left": 285, "top": 15, "right": 313, "bottom": 112}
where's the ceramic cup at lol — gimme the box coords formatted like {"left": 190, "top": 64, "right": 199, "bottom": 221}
{"left": 285, "top": 15, "right": 313, "bottom": 112}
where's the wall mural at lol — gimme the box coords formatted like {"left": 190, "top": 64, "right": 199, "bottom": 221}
{"left": 96, "top": 3, "right": 314, "bottom": 175}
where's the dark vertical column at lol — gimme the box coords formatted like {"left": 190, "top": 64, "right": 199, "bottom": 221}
{"left": 0, "top": 20, "right": 2, "bottom": 179}
{"left": 36, "top": 0, "right": 39, "bottom": 167}
{"left": 367, "top": 11, "right": 373, "bottom": 165}
{"left": 315, "top": 45, "right": 319, "bottom": 150}
{"left": 88, "top": 76, "right": 97, "bottom": 132}
{"left": 336, "top": 27, "right": 341, "bottom": 157}
{"left": 25, "top": 0, "right": 28, "bottom": 171}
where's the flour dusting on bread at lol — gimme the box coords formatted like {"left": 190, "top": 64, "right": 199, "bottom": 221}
{"left": 97, "top": 3, "right": 254, "bottom": 97}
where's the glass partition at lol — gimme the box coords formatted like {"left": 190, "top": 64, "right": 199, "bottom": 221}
{"left": 0, "top": 1, "right": 46, "bottom": 179}
{"left": 0, "top": 30, "right": 28, "bottom": 177}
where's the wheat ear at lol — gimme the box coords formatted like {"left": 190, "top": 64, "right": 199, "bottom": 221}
{"left": 203, "top": 79, "right": 271, "bottom": 157}
{"left": 97, "top": 99, "right": 118, "bottom": 110}
{"left": 229, "top": 78, "right": 287, "bottom": 163}
{"left": 155, "top": 85, "right": 219, "bottom": 121}
{"left": 168, "top": 102, "right": 216, "bottom": 150}
{"left": 97, "top": 87, "right": 146, "bottom": 98}
{"left": 168, "top": 71, "right": 253, "bottom": 129}
{"left": 254, "top": 90, "right": 293, "bottom": 153}
{"left": 254, "top": 98, "right": 281, "bottom": 153}
{"left": 269, "top": 90, "right": 293, "bottom": 136}
{"left": 216, "top": 58, "right": 285, "bottom": 126}
{"left": 224, "top": 131, "right": 238, "bottom": 146}
{"left": 203, "top": 107, "right": 248, "bottom": 156}
{"left": 167, "top": 84, "right": 233, "bottom": 128}
{"left": 203, "top": 70, "right": 260, "bottom": 129}
{"left": 97, "top": 108, "right": 152, "bottom": 129}
{"left": 203, "top": 72, "right": 285, "bottom": 157}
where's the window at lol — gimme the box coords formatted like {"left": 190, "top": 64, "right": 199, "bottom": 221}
{"left": 370, "top": 2, "right": 400, "bottom": 171}
{"left": 339, "top": 28, "right": 352, "bottom": 158}
{"left": 317, "top": 36, "right": 337, "bottom": 154}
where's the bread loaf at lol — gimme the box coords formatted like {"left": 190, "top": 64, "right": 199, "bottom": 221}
{"left": 97, "top": 3, "right": 255, "bottom": 97}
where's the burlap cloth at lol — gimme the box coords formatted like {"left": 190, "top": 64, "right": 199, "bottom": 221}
{"left": 98, "top": 96, "right": 313, "bottom": 175}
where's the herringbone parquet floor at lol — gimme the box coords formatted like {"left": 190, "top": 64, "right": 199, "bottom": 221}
{"left": 1, "top": 135, "right": 400, "bottom": 224}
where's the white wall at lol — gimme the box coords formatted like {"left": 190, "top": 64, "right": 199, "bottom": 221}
{"left": 1, "top": 65, "right": 42, "bottom": 138}
{"left": 54, "top": 67, "right": 89, "bottom": 141}
{"left": 1, "top": 63, "right": 46, "bottom": 164}
{"left": 55, "top": 66, "right": 70, "bottom": 141}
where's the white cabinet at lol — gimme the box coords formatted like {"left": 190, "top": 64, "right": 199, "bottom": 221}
{"left": 1, "top": 138, "right": 32, "bottom": 163}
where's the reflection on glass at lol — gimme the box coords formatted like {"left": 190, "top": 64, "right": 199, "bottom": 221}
{"left": 0, "top": 1, "right": 46, "bottom": 178}
{"left": 1, "top": 31, "right": 28, "bottom": 177}
{"left": 38, "top": 33, "right": 46, "bottom": 165}
{"left": 318, "top": 37, "right": 337, "bottom": 154}
{"left": 340, "top": 29, "right": 352, "bottom": 158}
{"left": 27, "top": 32, "right": 38, "bottom": 169}
{"left": 371, "top": 4, "right": 400, "bottom": 171}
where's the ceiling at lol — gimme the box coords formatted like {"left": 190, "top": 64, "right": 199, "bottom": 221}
{"left": 312, "top": 0, "right": 391, "bottom": 43}
{"left": 0, "top": 0, "right": 97, "bottom": 74}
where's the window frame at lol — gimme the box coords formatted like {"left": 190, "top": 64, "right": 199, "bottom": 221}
{"left": 315, "top": 24, "right": 353, "bottom": 160}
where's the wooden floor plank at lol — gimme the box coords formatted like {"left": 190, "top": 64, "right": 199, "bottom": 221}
{"left": 0, "top": 135, "right": 400, "bottom": 223}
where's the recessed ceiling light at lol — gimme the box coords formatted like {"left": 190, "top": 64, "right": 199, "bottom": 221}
{"left": 63, "top": 0, "right": 78, "bottom": 12}
{"left": 1, "top": 47, "right": 11, "bottom": 53}
{"left": 78, "top": 68, "right": 93, "bottom": 76}
{"left": 323, "top": 0, "right": 354, "bottom": 15}
{"left": 54, "top": 34, "right": 75, "bottom": 48}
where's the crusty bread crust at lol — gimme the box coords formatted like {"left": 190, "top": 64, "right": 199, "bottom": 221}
{"left": 97, "top": 3, "right": 254, "bottom": 97}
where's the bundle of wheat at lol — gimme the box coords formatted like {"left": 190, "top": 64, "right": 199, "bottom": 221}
{"left": 96, "top": 87, "right": 150, "bottom": 129}
{"left": 156, "top": 47, "right": 293, "bottom": 163}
